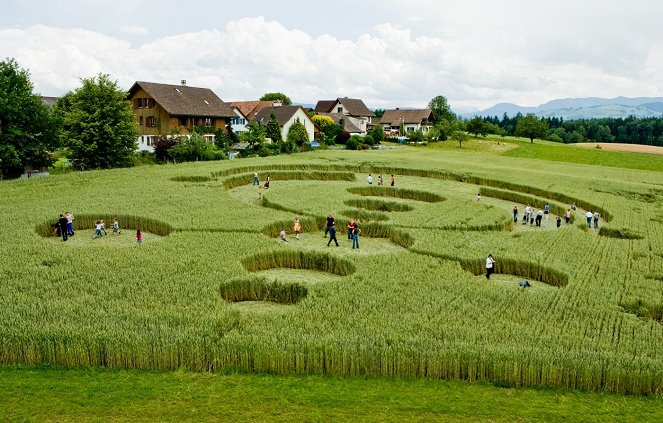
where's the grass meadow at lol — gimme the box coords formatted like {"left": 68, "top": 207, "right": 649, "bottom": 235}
{"left": 1, "top": 139, "right": 663, "bottom": 419}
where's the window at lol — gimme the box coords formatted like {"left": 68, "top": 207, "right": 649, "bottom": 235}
{"left": 139, "top": 116, "right": 144, "bottom": 126}
{"left": 146, "top": 116, "right": 156, "bottom": 127}
{"left": 204, "top": 134, "right": 215, "bottom": 143}
{"left": 147, "top": 98, "right": 155, "bottom": 108}
{"left": 179, "top": 117, "right": 187, "bottom": 127}
{"left": 204, "top": 117, "right": 214, "bottom": 126}
{"left": 406, "top": 126, "right": 415, "bottom": 132}
{"left": 337, "top": 107, "right": 343, "bottom": 113}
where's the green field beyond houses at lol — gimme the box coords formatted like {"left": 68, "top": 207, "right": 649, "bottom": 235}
{"left": 2, "top": 140, "right": 663, "bottom": 420}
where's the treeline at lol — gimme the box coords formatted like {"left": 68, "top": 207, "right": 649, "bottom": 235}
{"left": 480, "top": 114, "right": 663, "bottom": 146}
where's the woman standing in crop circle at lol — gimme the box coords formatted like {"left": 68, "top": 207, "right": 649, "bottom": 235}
{"left": 486, "top": 254, "right": 495, "bottom": 279}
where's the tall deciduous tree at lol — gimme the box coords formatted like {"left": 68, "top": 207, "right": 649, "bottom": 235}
{"left": 515, "top": 114, "right": 548, "bottom": 143}
{"left": 265, "top": 112, "right": 283, "bottom": 143}
{"left": 260, "top": 92, "right": 292, "bottom": 105}
{"left": 0, "top": 58, "right": 57, "bottom": 179}
{"left": 286, "top": 119, "right": 309, "bottom": 146}
{"left": 428, "top": 95, "right": 456, "bottom": 124}
{"left": 55, "top": 74, "right": 138, "bottom": 169}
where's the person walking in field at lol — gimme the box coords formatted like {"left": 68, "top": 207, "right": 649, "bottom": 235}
{"left": 253, "top": 171, "right": 259, "bottom": 187}
{"left": 556, "top": 215, "right": 562, "bottom": 228}
{"left": 327, "top": 224, "right": 339, "bottom": 246}
{"left": 367, "top": 174, "right": 373, "bottom": 185}
{"left": 279, "top": 228, "right": 288, "bottom": 245}
{"left": 347, "top": 219, "right": 356, "bottom": 240}
{"left": 513, "top": 205, "right": 518, "bottom": 223}
{"left": 58, "top": 214, "right": 69, "bottom": 241}
{"left": 523, "top": 204, "right": 530, "bottom": 223}
{"left": 100, "top": 220, "right": 108, "bottom": 236}
{"left": 544, "top": 203, "right": 550, "bottom": 220}
{"left": 586, "top": 211, "right": 593, "bottom": 228}
{"left": 352, "top": 226, "right": 361, "bottom": 249}
{"left": 113, "top": 217, "right": 121, "bottom": 235}
{"left": 486, "top": 254, "right": 495, "bottom": 279}
{"left": 529, "top": 207, "right": 536, "bottom": 225}
{"left": 65, "top": 211, "right": 74, "bottom": 236}
{"left": 593, "top": 211, "right": 600, "bottom": 228}
{"left": 264, "top": 174, "right": 270, "bottom": 189}
{"left": 565, "top": 209, "right": 571, "bottom": 224}
{"left": 536, "top": 209, "right": 544, "bottom": 227}
{"left": 293, "top": 216, "right": 301, "bottom": 239}
{"left": 93, "top": 220, "right": 104, "bottom": 238}
{"left": 324, "top": 213, "right": 335, "bottom": 237}
{"left": 378, "top": 175, "right": 383, "bottom": 186}
{"left": 390, "top": 174, "right": 395, "bottom": 186}
{"left": 136, "top": 229, "right": 143, "bottom": 245}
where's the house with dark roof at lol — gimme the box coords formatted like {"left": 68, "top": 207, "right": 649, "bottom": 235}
{"left": 378, "top": 108, "right": 435, "bottom": 135}
{"left": 253, "top": 105, "right": 314, "bottom": 142}
{"left": 228, "top": 100, "right": 283, "bottom": 135}
{"left": 127, "top": 81, "right": 236, "bottom": 151}
{"left": 316, "top": 112, "right": 362, "bottom": 135}
{"left": 314, "top": 97, "right": 375, "bottom": 135}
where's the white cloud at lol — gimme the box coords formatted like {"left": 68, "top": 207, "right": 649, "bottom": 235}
{"left": 120, "top": 25, "right": 149, "bottom": 36}
{"left": 1, "top": 12, "right": 663, "bottom": 111}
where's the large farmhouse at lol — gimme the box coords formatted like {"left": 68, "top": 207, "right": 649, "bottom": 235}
{"left": 127, "top": 81, "right": 236, "bottom": 152}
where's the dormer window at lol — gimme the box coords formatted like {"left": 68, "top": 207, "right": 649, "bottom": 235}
{"left": 175, "top": 88, "right": 181, "bottom": 93}
{"left": 204, "top": 100, "right": 209, "bottom": 105}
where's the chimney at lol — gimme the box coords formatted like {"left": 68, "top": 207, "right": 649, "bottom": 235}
{"left": 181, "top": 80, "right": 187, "bottom": 86}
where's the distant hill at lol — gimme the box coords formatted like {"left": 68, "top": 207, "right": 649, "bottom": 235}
{"left": 461, "top": 97, "right": 663, "bottom": 119}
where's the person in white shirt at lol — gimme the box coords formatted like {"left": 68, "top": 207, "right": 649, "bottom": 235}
{"left": 367, "top": 174, "right": 373, "bottom": 185}
{"left": 485, "top": 254, "right": 495, "bottom": 279}
{"left": 586, "top": 211, "right": 593, "bottom": 228}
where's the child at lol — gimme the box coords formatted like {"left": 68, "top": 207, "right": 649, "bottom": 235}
{"left": 92, "top": 220, "right": 103, "bottom": 238}
{"left": 279, "top": 228, "right": 288, "bottom": 245}
{"left": 136, "top": 229, "right": 143, "bottom": 245}
{"left": 347, "top": 219, "right": 356, "bottom": 240}
{"left": 100, "top": 220, "right": 107, "bottom": 236}
{"left": 113, "top": 217, "right": 121, "bottom": 234}
{"left": 293, "top": 216, "right": 301, "bottom": 239}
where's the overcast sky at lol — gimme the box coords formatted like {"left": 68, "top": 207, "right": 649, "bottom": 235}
{"left": 2, "top": 0, "right": 663, "bottom": 111}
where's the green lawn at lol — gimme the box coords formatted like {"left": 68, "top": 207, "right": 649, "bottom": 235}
{"left": 2, "top": 367, "right": 662, "bottom": 422}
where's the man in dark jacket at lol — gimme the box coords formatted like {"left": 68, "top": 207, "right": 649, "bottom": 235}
{"left": 58, "top": 214, "right": 69, "bottom": 241}
{"left": 324, "top": 213, "right": 334, "bottom": 237}
{"left": 327, "top": 224, "right": 339, "bottom": 246}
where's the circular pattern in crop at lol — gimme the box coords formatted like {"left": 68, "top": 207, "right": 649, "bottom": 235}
{"left": 220, "top": 276, "right": 308, "bottom": 304}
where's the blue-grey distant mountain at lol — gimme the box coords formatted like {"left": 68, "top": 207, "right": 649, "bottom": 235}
{"left": 461, "top": 97, "right": 663, "bottom": 119}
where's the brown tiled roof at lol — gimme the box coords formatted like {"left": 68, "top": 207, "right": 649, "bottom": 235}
{"left": 254, "top": 105, "right": 306, "bottom": 126}
{"left": 317, "top": 112, "right": 362, "bottom": 133}
{"left": 230, "top": 100, "right": 281, "bottom": 121}
{"left": 338, "top": 98, "right": 375, "bottom": 117}
{"left": 378, "top": 109, "right": 434, "bottom": 126}
{"left": 314, "top": 100, "right": 337, "bottom": 113}
{"left": 129, "top": 81, "right": 235, "bottom": 118}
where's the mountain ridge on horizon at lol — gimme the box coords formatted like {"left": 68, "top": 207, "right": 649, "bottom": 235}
{"left": 461, "top": 96, "right": 663, "bottom": 120}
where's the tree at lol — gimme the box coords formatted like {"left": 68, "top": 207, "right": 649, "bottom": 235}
{"left": 0, "top": 58, "right": 57, "bottom": 179}
{"left": 368, "top": 124, "right": 384, "bottom": 144}
{"left": 515, "top": 114, "right": 548, "bottom": 143}
{"left": 428, "top": 95, "right": 456, "bottom": 124}
{"left": 55, "top": 74, "right": 138, "bottom": 169}
{"left": 466, "top": 116, "right": 489, "bottom": 137}
{"left": 260, "top": 92, "right": 292, "bottom": 105}
{"left": 286, "top": 119, "right": 309, "bottom": 147}
{"left": 239, "top": 121, "right": 266, "bottom": 147}
{"left": 311, "top": 115, "right": 341, "bottom": 145}
{"left": 265, "top": 112, "right": 282, "bottom": 143}
{"left": 152, "top": 136, "right": 177, "bottom": 162}
{"left": 450, "top": 129, "right": 468, "bottom": 148}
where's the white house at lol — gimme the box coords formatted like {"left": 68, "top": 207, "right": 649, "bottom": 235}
{"left": 254, "top": 105, "right": 315, "bottom": 142}
{"left": 314, "top": 97, "right": 375, "bottom": 135}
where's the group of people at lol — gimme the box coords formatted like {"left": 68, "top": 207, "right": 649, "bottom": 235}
{"left": 279, "top": 212, "right": 362, "bottom": 249}
{"left": 52, "top": 214, "right": 142, "bottom": 244}
{"left": 53, "top": 211, "right": 75, "bottom": 241}
{"left": 513, "top": 203, "right": 574, "bottom": 229}
{"left": 253, "top": 171, "right": 270, "bottom": 189}
{"left": 367, "top": 174, "right": 395, "bottom": 186}
{"left": 586, "top": 211, "right": 601, "bottom": 228}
